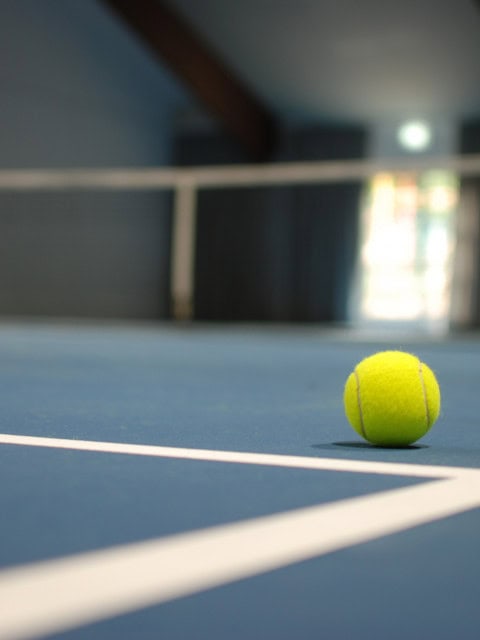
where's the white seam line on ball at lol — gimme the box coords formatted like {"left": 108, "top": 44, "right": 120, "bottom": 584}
{"left": 417, "top": 360, "right": 430, "bottom": 428}
{"left": 354, "top": 368, "right": 367, "bottom": 440}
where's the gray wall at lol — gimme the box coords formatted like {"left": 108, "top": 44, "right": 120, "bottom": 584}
{"left": 453, "top": 119, "right": 480, "bottom": 329}
{"left": 176, "top": 125, "right": 367, "bottom": 322}
{"left": 0, "top": 0, "right": 191, "bottom": 319}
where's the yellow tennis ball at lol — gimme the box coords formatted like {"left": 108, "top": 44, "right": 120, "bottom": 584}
{"left": 343, "top": 350, "right": 441, "bottom": 447}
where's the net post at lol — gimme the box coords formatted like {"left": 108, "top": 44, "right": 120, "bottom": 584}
{"left": 171, "top": 181, "right": 197, "bottom": 321}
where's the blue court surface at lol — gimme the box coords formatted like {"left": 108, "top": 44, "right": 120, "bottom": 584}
{"left": 0, "top": 322, "right": 479, "bottom": 639}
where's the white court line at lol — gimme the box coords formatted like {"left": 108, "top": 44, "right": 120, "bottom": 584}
{"left": 1, "top": 434, "right": 480, "bottom": 639}
{"left": 0, "top": 432, "right": 472, "bottom": 479}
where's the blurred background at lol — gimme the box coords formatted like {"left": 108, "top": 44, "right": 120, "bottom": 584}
{"left": 1, "top": 0, "right": 480, "bottom": 333}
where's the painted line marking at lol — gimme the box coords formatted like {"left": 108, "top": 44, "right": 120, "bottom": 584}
{"left": 0, "top": 432, "right": 471, "bottom": 479}
{"left": 0, "top": 433, "right": 479, "bottom": 639}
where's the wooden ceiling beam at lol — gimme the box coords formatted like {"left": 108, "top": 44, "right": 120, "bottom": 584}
{"left": 101, "top": 0, "right": 277, "bottom": 160}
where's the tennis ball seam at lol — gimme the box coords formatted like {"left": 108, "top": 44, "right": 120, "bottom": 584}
{"left": 354, "top": 367, "right": 367, "bottom": 441}
{"left": 418, "top": 361, "right": 430, "bottom": 428}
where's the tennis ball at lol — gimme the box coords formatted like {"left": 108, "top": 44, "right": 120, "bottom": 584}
{"left": 343, "top": 350, "right": 440, "bottom": 447}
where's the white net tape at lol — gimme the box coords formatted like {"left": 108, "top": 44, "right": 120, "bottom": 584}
{"left": 0, "top": 154, "right": 480, "bottom": 191}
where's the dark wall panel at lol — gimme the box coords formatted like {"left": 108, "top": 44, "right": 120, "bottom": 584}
{"left": 456, "top": 118, "right": 480, "bottom": 328}
{"left": 176, "top": 124, "right": 367, "bottom": 322}
{"left": 460, "top": 119, "right": 480, "bottom": 155}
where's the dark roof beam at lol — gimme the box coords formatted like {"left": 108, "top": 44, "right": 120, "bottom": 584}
{"left": 101, "top": 0, "right": 277, "bottom": 159}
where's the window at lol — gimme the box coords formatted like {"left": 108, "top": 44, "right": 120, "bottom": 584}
{"left": 355, "top": 170, "right": 458, "bottom": 332}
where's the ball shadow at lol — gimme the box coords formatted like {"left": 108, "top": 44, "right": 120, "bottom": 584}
{"left": 312, "top": 441, "right": 429, "bottom": 451}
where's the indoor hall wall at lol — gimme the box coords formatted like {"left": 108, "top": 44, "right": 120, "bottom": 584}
{"left": 0, "top": 0, "right": 189, "bottom": 320}
{"left": 451, "top": 118, "right": 480, "bottom": 328}
{"left": 175, "top": 125, "right": 367, "bottom": 323}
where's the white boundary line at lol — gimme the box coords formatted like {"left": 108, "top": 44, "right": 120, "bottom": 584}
{"left": 0, "top": 432, "right": 471, "bottom": 479}
{"left": 1, "top": 434, "right": 479, "bottom": 640}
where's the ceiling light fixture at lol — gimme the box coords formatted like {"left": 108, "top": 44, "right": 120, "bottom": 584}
{"left": 397, "top": 120, "right": 432, "bottom": 152}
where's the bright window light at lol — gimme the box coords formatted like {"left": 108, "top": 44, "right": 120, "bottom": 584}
{"left": 397, "top": 121, "right": 432, "bottom": 152}
{"left": 355, "top": 170, "right": 458, "bottom": 332}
